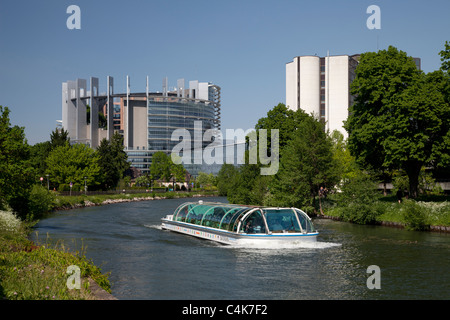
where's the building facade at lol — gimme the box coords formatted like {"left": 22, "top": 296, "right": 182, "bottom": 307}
{"left": 286, "top": 53, "right": 421, "bottom": 139}
{"left": 286, "top": 54, "right": 360, "bottom": 139}
{"left": 61, "top": 76, "right": 222, "bottom": 176}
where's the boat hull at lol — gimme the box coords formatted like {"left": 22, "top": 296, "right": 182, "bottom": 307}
{"left": 161, "top": 218, "right": 318, "bottom": 246}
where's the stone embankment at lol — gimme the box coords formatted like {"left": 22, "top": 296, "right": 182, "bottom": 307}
{"left": 55, "top": 193, "right": 213, "bottom": 211}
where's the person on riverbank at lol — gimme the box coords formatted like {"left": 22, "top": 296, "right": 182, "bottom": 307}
{"left": 396, "top": 189, "right": 403, "bottom": 203}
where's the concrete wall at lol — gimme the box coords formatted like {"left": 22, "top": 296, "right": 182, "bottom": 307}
{"left": 327, "top": 56, "right": 349, "bottom": 138}
{"left": 299, "top": 56, "right": 320, "bottom": 117}
{"left": 285, "top": 58, "right": 298, "bottom": 111}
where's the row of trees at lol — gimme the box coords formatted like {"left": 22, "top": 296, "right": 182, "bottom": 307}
{"left": 216, "top": 104, "right": 349, "bottom": 213}
{"left": 216, "top": 43, "right": 450, "bottom": 213}
{"left": 0, "top": 108, "right": 130, "bottom": 219}
{"left": 30, "top": 130, "right": 129, "bottom": 191}
{"left": 134, "top": 152, "right": 186, "bottom": 190}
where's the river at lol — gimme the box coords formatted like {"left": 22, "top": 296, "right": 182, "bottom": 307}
{"left": 31, "top": 196, "right": 449, "bottom": 300}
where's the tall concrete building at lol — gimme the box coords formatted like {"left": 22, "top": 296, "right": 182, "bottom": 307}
{"left": 286, "top": 53, "right": 421, "bottom": 139}
{"left": 286, "top": 54, "right": 360, "bottom": 138}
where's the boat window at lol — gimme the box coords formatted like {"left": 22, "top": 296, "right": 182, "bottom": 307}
{"left": 219, "top": 207, "right": 245, "bottom": 231}
{"left": 186, "top": 205, "right": 213, "bottom": 225}
{"left": 294, "top": 209, "right": 315, "bottom": 233}
{"left": 201, "top": 207, "right": 227, "bottom": 228}
{"left": 241, "top": 210, "right": 266, "bottom": 234}
{"left": 174, "top": 203, "right": 191, "bottom": 222}
{"left": 263, "top": 209, "right": 301, "bottom": 233}
{"left": 226, "top": 208, "right": 250, "bottom": 232}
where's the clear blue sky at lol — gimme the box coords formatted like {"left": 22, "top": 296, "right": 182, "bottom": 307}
{"left": 1, "top": 0, "right": 449, "bottom": 145}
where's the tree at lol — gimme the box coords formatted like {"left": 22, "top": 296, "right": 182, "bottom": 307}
{"left": 346, "top": 46, "right": 450, "bottom": 198}
{"left": 255, "top": 103, "right": 308, "bottom": 151}
{"left": 29, "top": 141, "right": 52, "bottom": 178}
{"left": 440, "top": 40, "right": 450, "bottom": 73}
{"left": 50, "top": 128, "right": 70, "bottom": 149}
{"left": 97, "top": 132, "right": 129, "bottom": 190}
{"left": 266, "top": 115, "right": 340, "bottom": 212}
{"left": 216, "top": 164, "right": 239, "bottom": 196}
{"left": 150, "top": 152, "right": 172, "bottom": 182}
{"left": 227, "top": 163, "right": 270, "bottom": 206}
{"left": 150, "top": 151, "right": 186, "bottom": 188}
{"left": 0, "top": 106, "right": 34, "bottom": 218}
{"left": 45, "top": 143, "right": 102, "bottom": 189}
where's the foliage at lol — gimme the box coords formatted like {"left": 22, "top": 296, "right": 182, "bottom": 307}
{"left": 330, "top": 130, "right": 360, "bottom": 182}
{"left": 27, "top": 185, "right": 56, "bottom": 220}
{"left": 96, "top": 132, "right": 130, "bottom": 190}
{"left": 50, "top": 128, "right": 70, "bottom": 149}
{"left": 266, "top": 115, "right": 340, "bottom": 211}
{"left": 346, "top": 46, "right": 450, "bottom": 198}
{"left": 401, "top": 200, "right": 430, "bottom": 231}
{"left": 439, "top": 40, "right": 450, "bottom": 73}
{"left": 216, "top": 164, "right": 239, "bottom": 196}
{"left": 45, "top": 143, "right": 102, "bottom": 189}
{"left": 150, "top": 151, "right": 186, "bottom": 185}
{"left": 0, "top": 106, "right": 34, "bottom": 219}
{"left": 196, "top": 172, "right": 216, "bottom": 189}
{"left": 332, "top": 172, "right": 383, "bottom": 224}
{"left": 227, "top": 163, "right": 270, "bottom": 206}
{"left": 254, "top": 103, "right": 308, "bottom": 151}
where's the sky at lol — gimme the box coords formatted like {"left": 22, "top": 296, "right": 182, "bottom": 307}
{"left": 1, "top": 0, "right": 449, "bottom": 145}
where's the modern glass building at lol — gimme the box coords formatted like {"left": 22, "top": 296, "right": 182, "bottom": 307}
{"left": 61, "top": 76, "right": 222, "bottom": 177}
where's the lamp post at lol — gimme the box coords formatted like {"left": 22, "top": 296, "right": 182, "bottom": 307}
{"left": 84, "top": 176, "right": 87, "bottom": 195}
{"left": 46, "top": 174, "right": 49, "bottom": 190}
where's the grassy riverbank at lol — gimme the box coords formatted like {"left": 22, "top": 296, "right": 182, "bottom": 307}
{"left": 0, "top": 209, "right": 110, "bottom": 300}
{"left": 0, "top": 190, "right": 218, "bottom": 300}
{"left": 52, "top": 190, "right": 219, "bottom": 211}
{"left": 322, "top": 195, "right": 450, "bottom": 231}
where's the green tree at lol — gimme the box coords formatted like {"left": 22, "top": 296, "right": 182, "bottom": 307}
{"left": 346, "top": 46, "right": 450, "bottom": 198}
{"left": 150, "top": 151, "right": 186, "bottom": 188}
{"left": 29, "top": 141, "right": 52, "bottom": 178}
{"left": 45, "top": 143, "right": 102, "bottom": 189}
{"left": 50, "top": 128, "right": 70, "bottom": 149}
{"left": 266, "top": 115, "right": 340, "bottom": 212}
{"left": 150, "top": 152, "right": 172, "bottom": 182}
{"left": 0, "top": 106, "right": 34, "bottom": 218}
{"left": 439, "top": 40, "right": 450, "bottom": 73}
{"left": 227, "top": 163, "right": 270, "bottom": 206}
{"left": 255, "top": 103, "right": 308, "bottom": 151}
{"left": 97, "top": 133, "right": 129, "bottom": 190}
{"left": 216, "top": 164, "right": 239, "bottom": 196}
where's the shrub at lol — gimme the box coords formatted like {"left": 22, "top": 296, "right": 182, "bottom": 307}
{"left": 402, "top": 200, "right": 430, "bottom": 231}
{"left": 27, "top": 185, "right": 56, "bottom": 220}
{"left": 334, "top": 173, "right": 384, "bottom": 224}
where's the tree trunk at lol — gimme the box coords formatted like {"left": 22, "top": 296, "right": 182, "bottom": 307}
{"left": 406, "top": 162, "right": 422, "bottom": 199}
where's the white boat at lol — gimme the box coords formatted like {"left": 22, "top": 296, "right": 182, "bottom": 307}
{"left": 161, "top": 201, "right": 318, "bottom": 246}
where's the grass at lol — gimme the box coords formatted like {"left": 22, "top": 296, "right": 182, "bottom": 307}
{"left": 323, "top": 194, "right": 450, "bottom": 229}
{"left": 1, "top": 189, "right": 219, "bottom": 299}
{"left": 0, "top": 209, "right": 110, "bottom": 300}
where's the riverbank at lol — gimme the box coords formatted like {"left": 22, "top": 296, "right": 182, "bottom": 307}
{"left": 0, "top": 191, "right": 219, "bottom": 300}
{"left": 320, "top": 197, "right": 450, "bottom": 233}
{"left": 52, "top": 190, "right": 219, "bottom": 211}
{"left": 0, "top": 209, "right": 111, "bottom": 300}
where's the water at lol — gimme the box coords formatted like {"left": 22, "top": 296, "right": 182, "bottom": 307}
{"left": 31, "top": 197, "right": 450, "bottom": 300}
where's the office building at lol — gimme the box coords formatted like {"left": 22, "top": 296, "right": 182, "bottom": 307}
{"left": 286, "top": 53, "right": 421, "bottom": 139}
{"left": 286, "top": 54, "right": 360, "bottom": 138}
{"left": 61, "top": 76, "right": 221, "bottom": 176}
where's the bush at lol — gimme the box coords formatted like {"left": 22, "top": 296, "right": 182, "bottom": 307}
{"left": 333, "top": 173, "right": 384, "bottom": 224}
{"left": 402, "top": 200, "right": 430, "bottom": 231}
{"left": 27, "top": 185, "right": 56, "bottom": 220}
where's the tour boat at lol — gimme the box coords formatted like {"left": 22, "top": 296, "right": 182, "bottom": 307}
{"left": 161, "top": 201, "right": 318, "bottom": 246}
